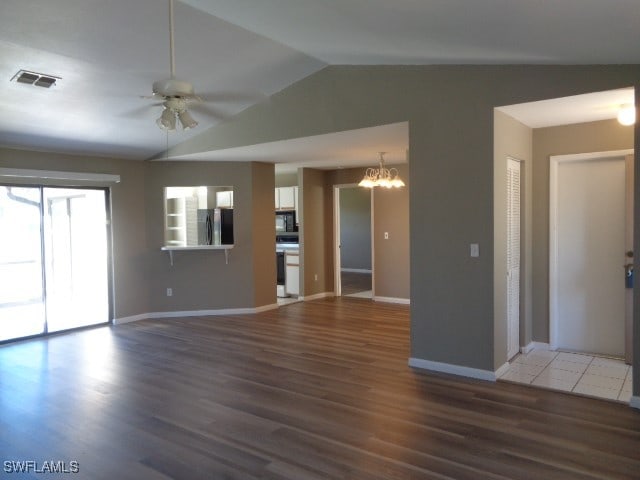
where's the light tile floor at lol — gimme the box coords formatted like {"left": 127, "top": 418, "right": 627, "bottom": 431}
{"left": 499, "top": 349, "right": 633, "bottom": 403}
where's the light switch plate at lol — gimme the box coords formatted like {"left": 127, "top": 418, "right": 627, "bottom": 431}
{"left": 470, "top": 243, "right": 479, "bottom": 257}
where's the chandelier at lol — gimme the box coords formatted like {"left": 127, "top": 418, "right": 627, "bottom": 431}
{"left": 358, "top": 152, "right": 405, "bottom": 188}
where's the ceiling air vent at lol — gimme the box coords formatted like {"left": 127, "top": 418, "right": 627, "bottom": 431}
{"left": 11, "top": 70, "right": 60, "bottom": 88}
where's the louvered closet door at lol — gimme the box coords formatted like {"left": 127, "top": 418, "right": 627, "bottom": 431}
{"left": 507, "top": 158, "right": 521, "bottom": 360}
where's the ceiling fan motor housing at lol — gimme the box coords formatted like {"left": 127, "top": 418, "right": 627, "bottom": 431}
{"left": 153, "top": 78, "right": 195, "bottom": 98}
{"left": 163, "top": 97, "right": 188, "bottom": 114}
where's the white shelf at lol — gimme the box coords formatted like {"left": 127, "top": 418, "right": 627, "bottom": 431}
{"left": 161, "top": 245, "right": 234, "bottom": 266}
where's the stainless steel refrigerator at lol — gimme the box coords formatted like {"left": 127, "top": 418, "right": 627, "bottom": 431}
{"left": 197, "top": 208, "right": 234, "bottom": 245}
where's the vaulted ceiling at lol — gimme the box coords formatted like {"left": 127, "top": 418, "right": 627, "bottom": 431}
{"left": 0, "top": 0, "right": 638, "bottom": 164}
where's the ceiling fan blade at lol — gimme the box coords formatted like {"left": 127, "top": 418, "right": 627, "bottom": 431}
{"left": 120, "top": 103, "right": 163, "bottom": 119}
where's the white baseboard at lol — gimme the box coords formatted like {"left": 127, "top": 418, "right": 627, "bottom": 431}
{"left": 630, "top": 396, "right": 640, "bottom": 410}
{"left": 113, "top": 313, "right": 150, "bottom": 325}
{"left": 409, "top": 357, "right": 498, "bottom": 382}
{"left": 341, "top": 268, "right": 372, "bottom": 274}
{"left": 494, "top": 362, "right": 510, "bottom": 379}
{"left": 113, "top": 303, "right": 279, "bottom": 325}
{"left": 521, "top": 342, "right": 551, "bottom": 354}
{"left": 373, "top": 296, "right": 410, "bottom": 305}
{"left": 300, "top": 291, "right": 334, "bottom": 301}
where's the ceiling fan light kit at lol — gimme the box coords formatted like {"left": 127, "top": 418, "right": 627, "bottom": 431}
{"left": 156, "top": 97, "right": 198, "bottom": 131}
{"left": 156, "top": 107, "right": 176, "bottom": 131}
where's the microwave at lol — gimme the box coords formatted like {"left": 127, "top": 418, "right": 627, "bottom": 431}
{"left": 275, "top": 210, "right": 297, "bottom": 232}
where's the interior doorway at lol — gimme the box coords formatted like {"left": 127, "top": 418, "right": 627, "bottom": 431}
{"left": 550, "top": 150, "right": 633, "bottom": 359}
{"left": 334, "top": 185, "right": 373, "bottom": 298}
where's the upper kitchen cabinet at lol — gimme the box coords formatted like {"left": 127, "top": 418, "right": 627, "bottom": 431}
{"left": 275, "top": 186, "right": 296, "bottom": 210}
{"left": 216, "top": 190, "right": 234, "bottom": 209}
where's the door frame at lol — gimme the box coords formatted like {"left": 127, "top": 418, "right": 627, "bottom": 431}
{"left": 549, "top": 149, "right": 633, "bottom": 351}
{"left": 333, "top": 184, "right": 374, "bottom": 297}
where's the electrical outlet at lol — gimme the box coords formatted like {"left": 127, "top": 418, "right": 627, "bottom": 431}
{"left": 470, "top": 243, "right": 480, "bottom": 258}
{"left": 314, "top": 274, "right": 318, "bottom": 281}
{"left": 166, "top": 288, "right": 173, "bottom": 297}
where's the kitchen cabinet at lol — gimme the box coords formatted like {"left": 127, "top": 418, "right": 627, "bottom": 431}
{"left": 285, "top": 250, "right": 299, "bottom": 296}
{"left": 275, "top": 186, "right": 296, "bottom": 210}
{"left": 216, "top": 190, "right": 234, "bottom": 208}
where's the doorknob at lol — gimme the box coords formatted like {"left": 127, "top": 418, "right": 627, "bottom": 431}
{"left": 625, "top": 263, "right": 634, "bottom": 289}
{"left": 626, "top": 250, "right": 634, "bottom": 258}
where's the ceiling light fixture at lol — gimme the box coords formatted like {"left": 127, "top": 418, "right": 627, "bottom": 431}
{"left": 618, "top": 104, "right": 636, "bottom": 126}
{"left": 156, "top": 97, "right": 198, "bottom": 131}
{"left": 157, "top": 107, "right": 176, "bottom": 131}
{"left": 358, "top": 152, "right": 405, "bottom": 188}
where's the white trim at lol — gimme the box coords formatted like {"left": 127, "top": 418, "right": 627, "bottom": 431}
{"left": 333, "top": 185, "right": 342, "bottom": 297}
{"left": 494, "top": 362, "right": 510, "bottom": 379}
{"left": 521, "top": 342, "right": 551, "bottom": 354}
{"left": 113, "top": 313, "right": 150, "bottom": 325}
{"left": 374, "top": 296, "right": 410, "bottom": 305}
{"left": 301, "top": 291, "right": 334, "bottom": 302}
{"left": 113, "top": 303, "right": 279, "bottom": 325}
{"left": 549, "top": 149, "right": 633, "bottom": 351}
{"left": 341, "top": 268, "right": 372, "bottom": 274}
{"left": 0, "top": 168, "right": 121, "bottom": 183}
{"left": 409, "top": 357, "right": 497, "bottom": 382}
{"left": 630, "top": 396, "right": 640, "bottom": 410}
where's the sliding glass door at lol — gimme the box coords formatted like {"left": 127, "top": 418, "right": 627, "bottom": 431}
{"left": 0, "top": 186, "right": 110, "bottom": 342}
{"left": 0, "top": 187, "right": 45, "bottom": 341}
{"left": 44, "top": 188, "right": 110, "bottom": 332}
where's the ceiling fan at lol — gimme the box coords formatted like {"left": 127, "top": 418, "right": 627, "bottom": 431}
{"left": 134, "top": 0, "right": 266, "bottom": 132}
{"left": 145, "top": 0, "right": 209, "bottom": 131}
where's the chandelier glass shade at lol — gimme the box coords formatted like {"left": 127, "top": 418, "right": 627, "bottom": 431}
{"left": 358, "top": 152, "right": 405, "bottom": 188}
{"left": 618, "top": 104, "right": 636, "bottom": 126}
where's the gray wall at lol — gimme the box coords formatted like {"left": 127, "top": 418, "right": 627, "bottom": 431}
{"left": 0, "top": 148, "right": 149, "bottom": 320}
{"left": 327, "top": 165, "right": 410, "bottom": 300}
{"left": 4, "top": 65, "right": 639, "bottom": 394}
{"left": 0, "top": 152, "right": 277, "bottom": 320}
{"left": 166, "top": 65, "right": 640, "bottom": 376}
{"left": 145, "top": 161, "right": 275, "bottom": 312}
{"left": 372, "top": 167, "right": 410, "bottom": 299}
{"left": 300, "top": 168, "right": 330, "bottom": 297}
{"left": 251, "top": 162, "right": 277, "bottom": 307}
{"left": 339, "top": 187, "right": 372, "bottom": 271}
{"left": 531, "top": 119, "right": 634, "bottom": 342}
{"left": 275, "top": 172, "right": 298, "bottom": 188}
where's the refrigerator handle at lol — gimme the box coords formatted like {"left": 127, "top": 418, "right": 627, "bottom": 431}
{"left": 206, "top": 214, "right": 212, "bottom": 245}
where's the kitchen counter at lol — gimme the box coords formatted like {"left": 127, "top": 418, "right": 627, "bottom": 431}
{"left": 276, "top": 243, "right": 299, "bottom": 252}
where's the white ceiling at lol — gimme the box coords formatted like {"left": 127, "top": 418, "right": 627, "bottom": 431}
{"left": 184, "top": 0, "right": 640, "bottom": 65}
{"left": 497, "top": 88, "right": 635, "bottom": 128}
{"left": 0, "top": 0, "right": 638, "bottom": 165}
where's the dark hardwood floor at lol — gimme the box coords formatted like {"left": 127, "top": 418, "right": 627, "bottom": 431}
{"left": 340, "top": 272, "right": 371, "bottom": 295}
{"left": 0, "top": 298, "right": 639, "bottom": 479}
